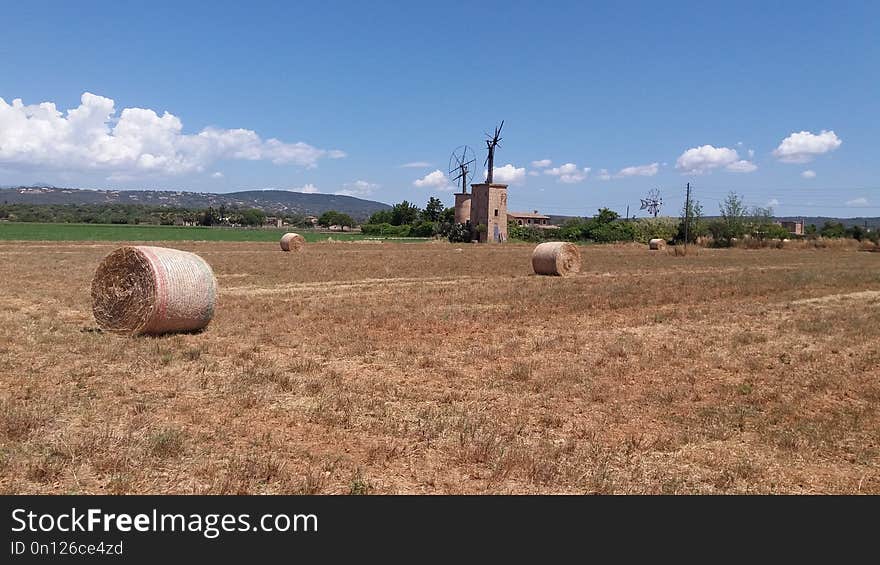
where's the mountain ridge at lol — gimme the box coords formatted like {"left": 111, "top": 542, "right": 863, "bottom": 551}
{"left": 0, "top": 186, "right": 391, "bottom": 222}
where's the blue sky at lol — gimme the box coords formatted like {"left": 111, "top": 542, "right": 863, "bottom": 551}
{"left": 1, "top": 1, "right": 877, "bottom": 217}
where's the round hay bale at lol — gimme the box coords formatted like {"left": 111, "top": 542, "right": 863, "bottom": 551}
{"left": 649, "top": 238, "right": 666, "bottom": 250}
{"left": 532, "top": 242, "right": 581, "bottom": 276}
{"left": 280, "top": 232, "right": 306, "bottom": 252}
{"left": 91, "top": 246, "right": 218, "bottom": 335}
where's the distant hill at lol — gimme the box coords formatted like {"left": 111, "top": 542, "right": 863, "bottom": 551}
{"left": 0, "top": 186, "right": 391, "bottom": 222}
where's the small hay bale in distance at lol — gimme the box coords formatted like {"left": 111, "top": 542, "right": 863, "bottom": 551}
{"left": 532, "top": 241, "right": 581, "bottom": 276}
{"left": 280, "top": 232, "right": 306, "bottom": 252}
{"left": 649, "top": 238, "right": 666, "bottom": 250}
{"left": 91, "top": 246, "right": 218, "bottom": 335}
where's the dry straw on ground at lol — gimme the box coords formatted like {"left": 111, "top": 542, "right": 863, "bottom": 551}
{"left": 649, "top": 238, "right": 666, "bottom": 250}
{"left": 3, "top": 241, "right": 880, "bottom": 494}
{"left": 91, "top": 246, "right": 217, "bottom": 335}
{"left": 280, "top": 233, "right": 306, "bottom": 252}
{"left": 532, "top": 241, "right": 581, "bottom": 276}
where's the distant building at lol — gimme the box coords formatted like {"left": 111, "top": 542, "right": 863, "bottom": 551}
{"left": 264, "top": 216, "right": 283, "bottom": 228}
{"left": 508, "top": 210, "right": 554, "bottom": 228}
{"left": 775, "top": 220, "right": 804, "bottom": 236}
{"left": 305, "top": 216, "right": 319, "bottom": 226}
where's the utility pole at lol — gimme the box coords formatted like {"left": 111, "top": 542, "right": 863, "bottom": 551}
{"left": 683, "top": 182, "right": 691, "bottom": 252}
{"left": 625, "top": 205, "right": 629, "bottom": 221}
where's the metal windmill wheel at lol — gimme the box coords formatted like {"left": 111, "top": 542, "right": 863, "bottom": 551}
{"left": 448, "top": 145, "right": 477, "bottom": 194}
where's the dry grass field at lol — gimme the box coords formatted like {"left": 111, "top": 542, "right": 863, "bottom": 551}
{"left": 1, "top": 240, "right": 878, "bottom": 494}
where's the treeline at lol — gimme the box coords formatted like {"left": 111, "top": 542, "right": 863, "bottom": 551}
{"left": 510, "top": 208, "right": 680, "bottom": 243}
{"left": 316, "top": 211, "right": 355, "bottom": 231}
{"left": 510, "top": 192, "right": 879, "bottom": 246}
{"left": 0, "top": 203, "right": 314, "bottom": 228}
{"left": 361, "top": 198, "right": 458, "bottom": 238}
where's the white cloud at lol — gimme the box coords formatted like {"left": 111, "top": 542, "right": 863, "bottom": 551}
{"left": 0, "top": 92, "right": 345, "bottom": 177}
{"left": 598, "top": 169, "right": 611, "bottom": 181}
{"left": 335, "top": 179, "right": 379, "bottom": 197}
{"left": 801, "top": 169, "right": 816, "bottom": 179}
{"left": 747, "top": 149, "right": 755, "bottom": 159}
{"left": 399, "top": 161, "right": 431, "bottom": 168}
{"left": 675, "top": 145, "right": 756, "bottom": 174}
{"left": 773, "top": 130, "right": 842, "bottom": 163}
{"left": 726, "top": 160, "right": 758, "bottom": 173}
{"left": 545, "top": 162, "right": 590, "bottom": 183}
{"left": 531, "top": 159, "right": 552, "bottom": 168}
{"left": 766, "top": 198, "right": 780, "bottom": 207}
{"left": 490, "top": 163, "right": 526, "bottom": 184}
{"left": 211, "top": 171, "right": 223, "bottom": 178}
{"left": 527, "top": 170, "right": 540, "bottom": 177}
{"left": 846, "top": 197, "right": 868, "bottom": 207}
{"left": 298, "top": 184, "right": 320, "bottom": 194}
{"left": 616, "top": 162, "right": 659, "bottom": 178}
{"left": 413, "top": 169, "right": 455, "bottom": 191}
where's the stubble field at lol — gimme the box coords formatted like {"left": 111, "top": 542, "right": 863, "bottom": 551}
{"left": 1, "top": 240, "right": 878, "bottom": 494}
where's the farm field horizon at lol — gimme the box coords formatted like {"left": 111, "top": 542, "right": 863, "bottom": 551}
{"left": 0, "top": 222, "right": 415, "bottom": 242}
{"left": 1, "top": 240, "right": 878, "bottom": 494}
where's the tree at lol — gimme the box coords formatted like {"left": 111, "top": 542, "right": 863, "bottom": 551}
{"left": 240, "top": 208, "right": 266, "bottom": 227}
{"left": 200, "top": 207, "right": 219, "bottom": 226}
{"left": 820, "top": 221, "right": 846, "bottom": 238}
{"left": 441, "top": 207, "right": 455, "bottom": 224}
{"left": 594, "top": 207, "right": 619, "bottom": 224}
{"left": 409, "top": 220, "right": 437, "bottom": 237}
{"left": 391, "top": 200, "right": 421, "bottom": 226}
{"left": 588, "top": 216, "right": 635, "bottom": 243}
{"left": 422, "top": 197, "right": 444, "bottom": 222}
{"left": 676, "top": 199, "right": 705, "bottom": 243}
{"left": 367, "top": 210, "right": 393, "bottom": 224}
{"left": 335, "top": 213, "right": 355, "bottom": 231}
{"left": 713, "top": 192, "right": 748, "bottom": 245}
{"left": 318, "top": 211, "right": 355, "bottom": 230}
{"left": 846, "top": 224, "right": 866, "bottom": 241}
{"left": 555, "top": 210, "right": 634, "bottom": 243}
{"left": 318, "top": 211, "right": 340, "bottom": 229}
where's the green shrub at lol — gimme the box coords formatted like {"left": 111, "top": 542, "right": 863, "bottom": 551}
{"left": 360, "top": 223, "right": 411, "bottom": 237}
{"left": 409, "top": 220, "right": 437, "bottom": 237}
{"left": 508, "top": 222, "right": 560, "bottom": 242}
{"left": 447, "top": 223, "right": 472, "bottom": 243}
{"left": 632, "top": 217, "right": 679, "bottom": 243}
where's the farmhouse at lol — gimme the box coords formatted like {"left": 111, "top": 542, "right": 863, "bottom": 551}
{"left": 508, "top": 210, "right": 553, "bottom": 228}
{"left": 775, "top": 219, "right": 805, "bottom": 236}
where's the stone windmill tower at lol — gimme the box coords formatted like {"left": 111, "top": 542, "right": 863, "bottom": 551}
{"left": 469, "top": 121, "right": 508, "bottom": 243}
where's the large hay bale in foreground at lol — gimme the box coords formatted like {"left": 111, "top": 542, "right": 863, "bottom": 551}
{"left": 532, "top": 242, "right": 581, "bottom": 276}
{"left": 91, "top": 246, "right": 218, "bottom": 335}
{"left": 280, "top": 232, "right": 306, "bottom": 252}
{"left": 649, "top": 238, "right": 666, "bottom": 250}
